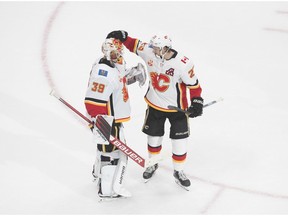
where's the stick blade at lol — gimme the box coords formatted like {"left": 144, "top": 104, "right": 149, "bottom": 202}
{"left": 217, "top": 97, "right": 224, "bottom": 102}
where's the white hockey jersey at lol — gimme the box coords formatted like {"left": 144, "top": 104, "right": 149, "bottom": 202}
{"left": 124, "top": 39, "right": 201, "bottom": 112}
{"left": 85, "top": 57, "right": 131, "bottom": 123}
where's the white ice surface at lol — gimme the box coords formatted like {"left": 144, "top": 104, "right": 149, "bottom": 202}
{"left": 1, "top": 1, "right": 288, "bottom": 214}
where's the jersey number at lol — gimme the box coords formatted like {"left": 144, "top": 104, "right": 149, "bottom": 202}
{"left": 92, "top": 82, "right": 105, "bottom": 93}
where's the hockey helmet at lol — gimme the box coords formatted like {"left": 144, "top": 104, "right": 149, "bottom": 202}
{"left": 149, "top": 33, "right": 172, "bottom": 50}
{"left": 102, "top": 38, "right": 124, "bottom": 62}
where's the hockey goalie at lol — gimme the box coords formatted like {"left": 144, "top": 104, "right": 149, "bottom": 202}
{"left": 84, "top": 37, "right": 146, "bottom": 200}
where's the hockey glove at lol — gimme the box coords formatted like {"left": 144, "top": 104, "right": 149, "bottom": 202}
{"left": 126, "top": 63, "right": 146, "bottom": 87}
{"left": 187, "top": 97, "right": 204, "bottom": 118}
{"left": 135, "top": 63, "right": 147, "bottom": 87}
{"left": 106, "top": 30, "right": 128, "bottom": 42}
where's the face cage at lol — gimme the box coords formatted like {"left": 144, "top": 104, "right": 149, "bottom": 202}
{"left": 109, "top": 50, "right": 122, "bottom": 63}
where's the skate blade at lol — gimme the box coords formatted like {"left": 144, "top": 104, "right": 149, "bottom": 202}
{"left": 143, "top": 178, "right": 151, "bottom": 183}
{"left": 98, "top": 195, "right": 128, "bottom": 202}
{"left": 143, "top": 172, "right": 157, "bottom": 183}
{"left": 175, "top": 179, "right": 190, "bottom": 191}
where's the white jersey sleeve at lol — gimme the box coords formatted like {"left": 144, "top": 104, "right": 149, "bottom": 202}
{"left": 178, "top": 56, "right": 200, "bottom": 89}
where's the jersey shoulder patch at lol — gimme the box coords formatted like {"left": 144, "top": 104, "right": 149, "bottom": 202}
{"left": 98, "top": 69, "right": 108, "bottom": 77}
{"left": 137, "top": 41, "right": 149, "bottom": 52}
{"left": 179, "top": 55, "right": 190, "bottom": 64}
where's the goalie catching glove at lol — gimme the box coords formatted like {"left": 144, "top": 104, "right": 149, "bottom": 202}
{"left": 126, "top": 63, "right": 147, "bottom": 87}
{"left": 187, "top": 97, "right": 204, "bottom": 118}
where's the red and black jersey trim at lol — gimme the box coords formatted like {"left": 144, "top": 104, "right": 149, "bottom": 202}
{"left": 84, "top": 97, "right": 108, "bottom": 117}
{"left": 176, "top": 83, "right": 188, "bottom": 110}
{"left": 108, "top": 94, "right": 114, "bottom": 116}
{"left": 186, "top": 79, "right": 200, "bottom": 89}
{"left": 84, "top": 97, "right": 107, "bottom": 104}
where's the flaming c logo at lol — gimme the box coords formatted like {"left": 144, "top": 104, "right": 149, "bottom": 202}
{"left": 150, "top": 72, "right": 170, "bottom": 92}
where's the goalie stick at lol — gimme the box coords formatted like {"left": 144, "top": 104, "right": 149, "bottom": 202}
{"left": 167, "top": 97, "right": 224, "bottom": 114}
{"left": 50, "top": 89, "right": 158, "bottom": 168}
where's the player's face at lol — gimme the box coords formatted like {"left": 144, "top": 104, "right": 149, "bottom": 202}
{"left": 110, "top": 50, "right": 120, "bottom": 62}
{"left": 152, "top": 46, "right": 161, "bottom": 56}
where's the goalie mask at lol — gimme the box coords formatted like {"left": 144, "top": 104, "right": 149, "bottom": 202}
{"left": 149, "top": 33, "right": 172, "bottom": 58}
{"left": 102, "top": 38, "right": 124, "bottom": 63}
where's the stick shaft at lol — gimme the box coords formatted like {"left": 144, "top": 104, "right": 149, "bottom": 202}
{"left": 49, "top": 89, "right": 149, "bottom": 167}
{"left": 168, "top": 97, "right": 223, "bottom": 114}
{"left": 50, "top": 90, "right": 92, "bottom": 124}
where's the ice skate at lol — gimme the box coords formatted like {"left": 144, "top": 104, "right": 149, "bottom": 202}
{"left": 143, "top": 163, "right": 158, "bottom": 182}
{"left": 173, "top": 170, "right": 191, "bottom": 191}
{"left": 98, "top": 192, "right": 126, "bottom": 202}
{"left": 98, "top": 182, "right": 130, "bottom": 202}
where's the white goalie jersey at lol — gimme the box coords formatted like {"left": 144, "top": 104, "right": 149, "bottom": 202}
{"left": 85, "top": 57, "right": 131, "bottom": 123}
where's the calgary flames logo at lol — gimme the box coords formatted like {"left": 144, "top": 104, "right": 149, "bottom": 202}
{"left": 150, "top": 72, "right": 170, "bottom": 92}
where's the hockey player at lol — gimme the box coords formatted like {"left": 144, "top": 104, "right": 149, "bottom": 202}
{"left": 106, "top": 30, "right": 203, "bottom": 190}
{"left": 84, "top": 37, "right": 146, "bottom": 199}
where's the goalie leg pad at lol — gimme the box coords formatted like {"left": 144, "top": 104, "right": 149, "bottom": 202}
{"left": 113, "top": 152, "right": 131, "bottom": 197}
{"left": 93, "top": 150, "right": 119, "bottom": 188}
{"left": 98, "top": 125, "right": 131, "bottom": 197}
{"left": 100, "top": 165, "right": 117, "bottom": 197}
{"left": 98, "top": 153, "right": 131, "bottom": 197}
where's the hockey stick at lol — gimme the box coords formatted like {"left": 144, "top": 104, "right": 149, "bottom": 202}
{"left": 167, "top": 97, "right": 224, "bottom": 114}
{"left": 50, "top": 89, "right": 154, "bottom": 168}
